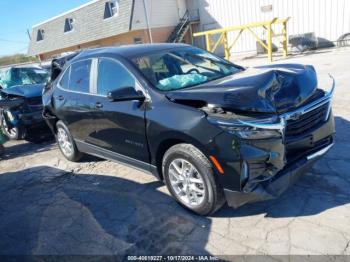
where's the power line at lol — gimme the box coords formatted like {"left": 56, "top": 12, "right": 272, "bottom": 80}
{"left": 14, "top": 46, "right": 29, "bottom": 54}
{"left": 2, "top": 29, "right": 26, "bottom": 36}
{"left": 0, "top": 38, "right": 28, "bottom": 44}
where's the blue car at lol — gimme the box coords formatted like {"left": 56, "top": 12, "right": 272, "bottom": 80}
{"left": 0, "top": 66, "right": 49, "bottom": 140}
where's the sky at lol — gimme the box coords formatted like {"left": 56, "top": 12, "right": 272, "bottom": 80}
{"left": 0, "top": 0, "right": 91, "bottom": 57}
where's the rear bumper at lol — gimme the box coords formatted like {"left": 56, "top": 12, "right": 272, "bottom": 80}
{"left": 224, "top": 142, "right": 333, "bottom": 208}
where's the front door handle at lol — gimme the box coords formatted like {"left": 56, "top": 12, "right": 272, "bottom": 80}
{"left": 58, "top": 95, "right": 64, "bottom": 101}
{"left": 95, "top": 102, "right": 103, "bottom": 109}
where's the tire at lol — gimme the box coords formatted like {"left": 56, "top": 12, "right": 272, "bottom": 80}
{"left": 1, "top": 119, "right": 25, "bottom": 140}
{"left": 162, "top": 143, "right": 225, "bottom": 215}
{"left": 56, "top": 120, "right": 83, "bottom": 162}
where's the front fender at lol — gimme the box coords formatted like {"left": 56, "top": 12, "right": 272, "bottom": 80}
{"left": 145, "top": 100, "right": 223, "bottom": 172}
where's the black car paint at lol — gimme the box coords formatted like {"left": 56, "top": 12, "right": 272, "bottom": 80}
{"left": 88, "top": 93, "right": 150, "bottom": 163}
{"left": 42, "top": 44, "right": 335, "bottom": 208}
{"left": 166, "top": 64, "right": 319, "bottom": 114}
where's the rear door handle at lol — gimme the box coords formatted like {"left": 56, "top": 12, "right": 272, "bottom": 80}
{"left": 95, "top": 102, "right": 103, "bottom": 109}
{"left": 58, "top": 95, "right": 64, "bottom": 101}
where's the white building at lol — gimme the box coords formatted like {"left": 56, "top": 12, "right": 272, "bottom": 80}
{"left": 191, "top": 0, "right": 350, "bottom": 56}
{"left": 28, "top": 0, "right": 350, "bottom": 59}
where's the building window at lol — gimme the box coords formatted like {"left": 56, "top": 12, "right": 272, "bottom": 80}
{"left": 104, "top": 0, "right": 119, "bottom": 19}
{"left": 64, "top": 18, "right": 74, "bottom": 33}
{"left": 134, "top": 37, "right": 143, "bottom": 44}
{"left": 36, "top": 29, "right": 45, "bottom": 41}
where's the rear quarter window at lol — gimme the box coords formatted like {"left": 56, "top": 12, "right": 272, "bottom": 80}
{"left": 59, "top": 67, "right": 70, "bottom": 89}
{"left": 69, "top": 60, "right": 91, "bottom": 93}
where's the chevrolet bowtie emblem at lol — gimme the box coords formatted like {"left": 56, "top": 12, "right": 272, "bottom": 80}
{"left": 288, "top": 112, "right": 303, "bottom": 120}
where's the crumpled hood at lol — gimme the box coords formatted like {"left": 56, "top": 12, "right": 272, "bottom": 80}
{"left": 166, "top": 64, "right": 318, "bottom": 114}
{"left": 1, "top": 84, "right": 44, "bottom": 98}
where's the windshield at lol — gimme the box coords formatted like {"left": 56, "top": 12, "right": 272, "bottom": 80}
{"left": 0, "top": 67, "right": 49, "bottom": 89}
{"left": 132, "top": 47, "right": 242, "bottom": 91}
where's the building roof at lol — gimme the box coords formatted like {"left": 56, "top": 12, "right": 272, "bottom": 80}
{"left": 32, "top": 0, "right": 101, "bottom": 28}
{"left": 28, "top": 0, "right": 133, "bottom": 56}
{"left": 28, "top": 0, "right": 186, "bottom": 55}
{"left": 28, "top": 0, "right": 187, "bottom": 57}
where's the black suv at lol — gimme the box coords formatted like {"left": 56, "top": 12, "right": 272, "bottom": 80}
{"left": 43, "top": 44, "right": 335, "bottom": 215}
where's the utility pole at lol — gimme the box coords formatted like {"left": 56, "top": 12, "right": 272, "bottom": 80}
{"left": 143, "top": 0, "right": 153, "bottom": 43}
{"left": 26, "top": 29, "right": 31, "bottom": 41}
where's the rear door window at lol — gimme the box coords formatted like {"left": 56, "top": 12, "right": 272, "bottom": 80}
{"left": 97, "top": 58, "right": 135, "bottom": 96}
{"left": 69, "top": 60, "right": 91, "bottom": 93}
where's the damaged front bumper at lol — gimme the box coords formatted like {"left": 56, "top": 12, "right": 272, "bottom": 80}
{"left": 1, "top": 108, "right": 44, "bottom": 127}
{"left": 0, "top": 97, "right": 45, "bottom": 130}
{"left": 224, "top": 142, "right": 333, "bottom": 208}
{"left": 17, "top": 110, "right": 44, "bottom": 125}
{"left": 211, "top": 78, "right": 336, "bottom": 208}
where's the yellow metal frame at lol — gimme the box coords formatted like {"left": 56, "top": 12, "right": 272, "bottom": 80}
{"left": 193, "top": 17, "right": 290, "bottom": 62}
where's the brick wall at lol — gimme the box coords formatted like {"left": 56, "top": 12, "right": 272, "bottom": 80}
{"left": 40, "top": 26, "right": 176, "bottom": 60}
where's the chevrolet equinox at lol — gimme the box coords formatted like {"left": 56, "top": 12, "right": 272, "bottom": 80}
{"left": 42, "top": 44, "right": 335, "bottom": 215}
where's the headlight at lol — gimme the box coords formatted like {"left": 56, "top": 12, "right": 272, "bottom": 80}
{"left": 220, "top": 125, "right": 281, "bottom": 139}
{"left": 208, "top": 116, "right": 283, "bottom": 139}
{"left": 5, "top": 110, "right": 15, "bottom": 122}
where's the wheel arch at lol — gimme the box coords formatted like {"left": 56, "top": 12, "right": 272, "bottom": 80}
{"left": 153, "top": 132, "right": 212, "bottom": 180}
{"left": 43, "top": 108, "right": 60, "bottom": 134}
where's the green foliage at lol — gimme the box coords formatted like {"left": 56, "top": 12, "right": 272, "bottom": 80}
{"left": 0, "top": 54, "right": 39, "bottom": 67}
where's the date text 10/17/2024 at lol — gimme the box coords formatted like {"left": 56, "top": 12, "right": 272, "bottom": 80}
{"left": 127, "top": 256, "right": 220, "bottom": 261}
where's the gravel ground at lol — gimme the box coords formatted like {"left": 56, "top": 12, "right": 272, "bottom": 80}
{"left": 0, "top": 47, "right": 350, "bottom": 258}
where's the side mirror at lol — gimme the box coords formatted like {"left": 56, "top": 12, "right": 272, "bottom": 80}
{"left": 107, "top": 86, "right": 145, "bottom": 102}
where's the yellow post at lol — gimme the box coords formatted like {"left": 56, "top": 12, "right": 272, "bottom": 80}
{"left": 266, "top": 23, "right": 273, "bottom": 62}
{"left": 211, "top": 33, "right": 225, "bottom": 54}
{"left": 282, "top": 21, "right": 288, "bottom": 57}
{"left": 205, "top": 33, "right": 211, "bottom": 52}
{"left": 193, "top": 17, "right": 290, "bottom": 62}
{"left": 223, "top": 32, "right": 230, "bottom": 60}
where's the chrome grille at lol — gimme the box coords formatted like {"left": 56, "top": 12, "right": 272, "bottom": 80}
{"left": 285, "top": 102, "right": 330, "bottom": 137}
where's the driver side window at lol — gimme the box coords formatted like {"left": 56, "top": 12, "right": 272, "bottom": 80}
{"left": 97, "top": 58, "right": 135, "bottom": 96}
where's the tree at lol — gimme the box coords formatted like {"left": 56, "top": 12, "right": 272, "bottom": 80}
{"left": 0, "top": 54, "right": 39, "bottom": 67}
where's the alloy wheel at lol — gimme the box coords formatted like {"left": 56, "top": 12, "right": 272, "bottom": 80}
{"left": 168, "top": 158, "right": 206, "bottom": 207}
{"left": 57, "top": 127, "right": 73, "bottom": 157}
